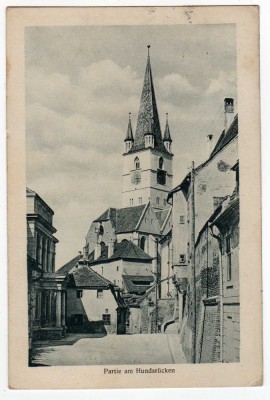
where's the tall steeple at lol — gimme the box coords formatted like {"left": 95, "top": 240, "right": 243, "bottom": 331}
{"left": 129, "top": 46, "right": 168, "bottom": 154}
{"left": 122, "top": 47, "right": 173, "bottom": 210}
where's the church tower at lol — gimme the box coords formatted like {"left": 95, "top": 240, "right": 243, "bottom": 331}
{"left": 122, "top": 46, "right": 173, "bottom": 210}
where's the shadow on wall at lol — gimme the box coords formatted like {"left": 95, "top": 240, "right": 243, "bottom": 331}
{"left": 66, "top": 292, "right": 107, "bottom": 335}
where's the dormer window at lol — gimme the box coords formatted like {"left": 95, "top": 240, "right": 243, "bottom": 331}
{"left": 134, "top": 157, "right": 140, "bottom": 170}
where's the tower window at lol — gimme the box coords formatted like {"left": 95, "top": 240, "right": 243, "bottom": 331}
{"left": 130, "top": 198, "right": 133, "bottom": 206}
{"left": 179, "top": 254, "right": 186, "bottom": 264}
{"left": 180, "top": 215, "right": 185, "bottom": 224}
{"left": 159, "top": 157, "right": 164, "bottom": 170}
{"left": 156, "top": 197, "right": 160, "bottom": 205}
{"left": 134, "top": 157, "right": 140, "bottom": 170}
{"left": 164, "top": 199, "right": 167, "bottom": 206}
{"left": 140, "top": 236, "right": 146, "bottom": 251}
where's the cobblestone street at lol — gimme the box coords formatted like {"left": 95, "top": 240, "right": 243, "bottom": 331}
{"left": 32, "top": 333, "right": 186, "bottom": 366}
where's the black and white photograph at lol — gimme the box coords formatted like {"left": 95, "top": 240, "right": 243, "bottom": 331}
{"left": 7, "top": 6, "right": 262, "bottom": 390}
{"left": 25, "top": 21, "right": 239, "bottom": 367}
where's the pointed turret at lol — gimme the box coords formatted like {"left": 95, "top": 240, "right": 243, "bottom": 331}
{"left": 129, "top": 46, "right": 168, "bottom": 154}
{"left": 124, "top": 113, "right": 134, "bottom": 152}
{"left": 163, "top": 113, "right": 172, "bottom": 153}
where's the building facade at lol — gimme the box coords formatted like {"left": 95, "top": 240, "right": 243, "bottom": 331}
{"left": 27, "top": 188, "right": 68, "bottom": 360}
{"left": 168, "top": 99, "right": 239, "bottom": 363}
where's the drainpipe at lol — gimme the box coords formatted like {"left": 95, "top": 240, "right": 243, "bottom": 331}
{"left": 190, "top": 161, "right": 196, "bottom": 363}
{"left": 209, "top": 224, "right": 223, "bottom": 363}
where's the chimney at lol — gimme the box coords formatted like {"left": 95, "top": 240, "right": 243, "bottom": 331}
{"left": 108, "top": 239, "right": 115, "bottom": 258}
{"left": 207, "top": 134, "right": 214, "bottom": 158}
{"left": 94, "top": 243, "right": 101, "bottom": 260}
{"left": 224, "top": 98, "right": 234, "bottom": 133}
{"left": 83, "top": 243, "right": 89, "bottom": 260}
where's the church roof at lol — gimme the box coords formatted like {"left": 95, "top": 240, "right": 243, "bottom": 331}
{"left": 94, "top": 204, "right": 147, "bottom": 233}
{"left": 88, "top": 240, "right": 153, "bottom": 264}
{"left": 154, "top": 208, "right": 171, "bottom": 230}
{"left": 126, "top": 47, "right": 170, "bottom": 155}
{"left": 115, "top": 204, "right": 146, "bottom": 233}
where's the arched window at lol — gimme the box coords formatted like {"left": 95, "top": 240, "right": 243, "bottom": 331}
{"left": 159, "top": 157, "right": 164, "bottom": 170}
{"left": 134, "top": 157, "right": 140, "bottom": 170}
{"left": 99, "top": 224, "right": 104, "bottom": 236}
{"left": 140, "top": 236, "right": 146, "bottom": 251}
{"left": 100, "top": 241, "right": 105, "bottom": 247}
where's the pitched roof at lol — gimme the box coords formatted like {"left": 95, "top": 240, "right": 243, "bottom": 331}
{"left": 56, "top": 254, "right": 82, "bottom": 275}
{"left": 93, "top": 204, "right": 147, "bottom": 233}
{"left": 70, "top": 266, "right": 112, "bottom": 289}
{"left": 88, "top": 240, "right": 152, "bottom": 264}
{"left": 123, "top": 274, "right": 154, "bottom": 295}
{"left": 126, "top": 50, "right": 169, "bottom": 155}
{"left": 210, "top": 114, "right": 238, "bottom": 158}
{"left": 115, "top": 204, "right": 146, "bottom": 233}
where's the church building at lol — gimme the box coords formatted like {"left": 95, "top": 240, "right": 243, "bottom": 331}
{"left": 85, "top": 46, "right": 173, "bottom": 260}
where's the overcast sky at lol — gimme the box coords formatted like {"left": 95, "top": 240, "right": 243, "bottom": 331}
{"left": 25, "top": 24, "right": 237, "bottom": 268}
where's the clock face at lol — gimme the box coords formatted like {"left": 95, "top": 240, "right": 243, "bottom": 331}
{"left": 131, "top": 170, "right": 141, "bottom": 185}
{"left": 157, "top": 169, "right": 166, "bottom": 186}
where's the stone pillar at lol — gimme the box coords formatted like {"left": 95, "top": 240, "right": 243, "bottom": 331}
{"left": 56, "top": 290, "right": 62, "bottom": 327}
{"left": 61, "top": 291, "right": 66, "bottom": 336}
{"left": 47, "top": 291, "right": 52, "bottom": 323}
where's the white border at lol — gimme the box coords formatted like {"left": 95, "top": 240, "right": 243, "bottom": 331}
{"left": 1, "top": 0, "right": 270, "bottom": 399}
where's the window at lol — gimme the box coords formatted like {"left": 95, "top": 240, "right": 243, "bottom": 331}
{"left": 179, "top": 254, "right": 186, "bottom": 264}
{"left": 102, "top": 314, "right": 111, "bottom": 325}
{"left": 159, "top": 157, "right": 164, "bottom": 170}
{"left": 134, "top": 157, "right": 140, "bottom": 170}
{"left": 226, "top": 237, "right": 232, "bottom": 281}
{"left": 140, "top": 236, "right": 146, "bottom": 251}
{"left": 139, "top": 197, "right": 142, "bottom": 205}
{"left": 76, "top": 290, "right": 83, "bottom": 298}
{"left": 156, "top": 197, "right": 160, "bottom": 205}
{"left": 180, "top": 215, "right": 185, "bottom": 224}
{"left": 99, "top": 224, "right": 104, "bottom": 236}
{"left": 116, "top": 266, "right": 119, "bottom": 271}
{"left": 130, "top": 198, "right": 133, "bottom": 206}
{"left": 100, "top": 241, "right": 105, "bottom": 246}
{"left": 97, "top": 289, "right": 103, "bottom": 299}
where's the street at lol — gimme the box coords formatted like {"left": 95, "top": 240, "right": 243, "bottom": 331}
{"left": 32, "top": 333, "right": 186, "bottom": 366}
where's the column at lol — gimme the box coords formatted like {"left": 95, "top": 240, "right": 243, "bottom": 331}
{"left": 61, "top": 291, "right": 66, "bottom": 327}
{"left": 56, "top": 290, "right": 62, "bottom": 327}
{"left": 47, "top": 291, "right": 52, "bottom": 325}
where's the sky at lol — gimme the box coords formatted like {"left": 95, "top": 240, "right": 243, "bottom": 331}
{"left": 25, "top": 24, "right": 237, "bottom": 268}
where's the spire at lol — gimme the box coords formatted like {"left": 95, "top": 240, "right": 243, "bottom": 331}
{"left": 130, "top": 46, "right": 168, "bottom": 153}
{"left": 163, "top": 113, "right": 172, "bottom": 142}
{"left": 124, "top": 113, "right": 134, "bottom": 142}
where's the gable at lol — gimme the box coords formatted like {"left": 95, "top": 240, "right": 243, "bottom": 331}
{"left": 137, "top": 203, "right": 161, "bottom": 234}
